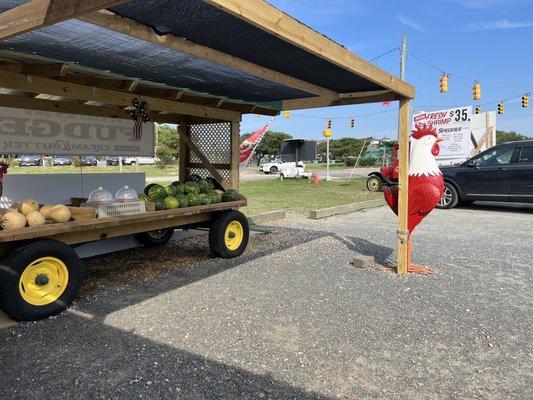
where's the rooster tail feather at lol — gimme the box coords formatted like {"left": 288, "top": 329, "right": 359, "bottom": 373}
{"left": 383, "top": 186, "right": 399, "bottom": 216}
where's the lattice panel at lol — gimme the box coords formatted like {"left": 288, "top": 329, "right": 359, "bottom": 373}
{"left": 186, "top": 122, "right": 233, "bottom": 183}
{"left": 189, "top": 167, "right": 231, "bottom": 181}
{"left": 189, "top": 123, "right": 231, "bottom": 164}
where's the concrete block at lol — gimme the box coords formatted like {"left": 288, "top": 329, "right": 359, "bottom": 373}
{"left": 309, "top": 199, "right": 385, "bottom": 219}
{"left": 248, "top": 210, "right": 286, "bottom": 225}
{"left": 351, "top": 255, "right": 375, "bottom": 269}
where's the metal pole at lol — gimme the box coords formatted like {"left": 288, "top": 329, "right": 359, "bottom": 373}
{"left": 400, "top": 34, "right": 407, "bottom": 81}
{"left": 326, "top": 138, "right": 331, "bottom": 181}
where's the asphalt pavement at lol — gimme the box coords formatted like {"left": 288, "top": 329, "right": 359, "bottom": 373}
{"left": 0, "top": 202, "right": 531, "bottom": 399}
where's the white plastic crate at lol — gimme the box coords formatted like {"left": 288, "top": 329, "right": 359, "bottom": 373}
{"left": 84, "top": 201, "right": 146, "bottom": 218}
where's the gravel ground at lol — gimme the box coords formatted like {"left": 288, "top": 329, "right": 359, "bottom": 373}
{"left": 0, "top": 202, "right": 531, "bottom": 399}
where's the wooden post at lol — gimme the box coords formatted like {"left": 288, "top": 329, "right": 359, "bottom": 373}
{"left": 230, "top": 120, "right": 240, "bottom": 190}
{"left": 178, "top": 116, "right": 190, "bottom": 183}
{"left": 397, "top": 99, "right": 410, "bottom": 275}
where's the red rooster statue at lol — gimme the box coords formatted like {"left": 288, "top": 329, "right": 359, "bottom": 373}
{"left": 384, "top": 123, "right": 444, "bottom": 274}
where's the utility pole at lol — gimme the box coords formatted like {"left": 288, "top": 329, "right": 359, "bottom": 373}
{"left": 400, "top": 34, "right": 407, "bottom": 81}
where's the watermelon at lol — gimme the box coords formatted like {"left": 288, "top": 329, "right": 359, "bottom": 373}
{"left": 154, "top": 199, "right": 166, "bottom": 211}
{"left": 148, "top": 184, "right": 167, "bottom": 200}
{"left": 184, "top": 181, "right": 200, "bottom": 195}
{"left": 198, "top": 180, "right": 211, "bottom": 194}
{"left": 144, "top": 183, "right": 158, "bottom": 195}
{"left": 186, "top": 193, "right": 201, "bottom": 207}
{"left": 176, "top": 195, "right": 189, "bottom": 208}
{"left": 173, "top": 183, "right": 185, "bottom": 195}
{"left": 165, "top": 184, "right": 180, "bottom": 197}
{"left": 138, "top": 193, "right": 149, "bottom": 202}
{"left": 198, "top": 193, "right": 210, "bottom": 205}
{"left": 206, "top": 178, "right": 217, "bottom": 190}
{"left": 208, "top": 191, "right": 221, "bottom": 204}
{"left": 164, "top": 196, "right": 180, "bottom": 209}
{"left": 171, "top": 181, "right": 181, "bottom": 187}
{"left": 222, "top": 189, "right": 240, "bottom": 202}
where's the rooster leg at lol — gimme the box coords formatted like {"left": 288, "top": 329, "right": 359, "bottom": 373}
{"left": 406, "top": 237, "right": 435, "bottom": 275}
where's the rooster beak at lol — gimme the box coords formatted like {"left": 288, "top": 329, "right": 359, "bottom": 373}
{"left": 436, "top": 136, "right": 443, "bottom": 143}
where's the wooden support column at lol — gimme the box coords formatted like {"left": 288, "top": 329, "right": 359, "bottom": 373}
{"left": 230, "top": 120, "right": 240, "bottom": 190}
{"left": 396, "top": 99, "right": 410, "bottom": 275}
{"left": 178, "top": 117, "right": 190, "bottom": 183}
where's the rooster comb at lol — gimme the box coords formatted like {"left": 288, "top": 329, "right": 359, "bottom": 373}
{"left": 411, "top": 123, "right": 438, "bottom": 139}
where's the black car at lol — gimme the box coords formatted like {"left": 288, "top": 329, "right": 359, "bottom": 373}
{"left": 106, "top": 156, "right": 120, "bottom": 166}
{"left": 438, "top": 140, "right": 533, "bottom": 209}
{"left": 81, "top": 156, "right": 98, "bottom": 166}
{"left": 19, "top": 155, "right": 42, "bottom": 167}
{"left": 52, "top": 156, "right": 72, "bottom": 166}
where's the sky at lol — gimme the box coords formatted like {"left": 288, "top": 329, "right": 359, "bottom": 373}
{"left": 241, "top": 0, "right": 533, "bottom": 140}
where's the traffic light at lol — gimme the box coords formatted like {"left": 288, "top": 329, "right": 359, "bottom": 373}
{"left": 522, "top": 95, "right": 529, "bottom": 108}
{"left": 349, "top": 117, "right": 355, "bottom": 128}
{"left": 440, "top": 74, "right": 448, "bottom": 93}
{"left": 497, "top": 102, "right": 504, "bottom": 115}
{"left": 475, "top": 106, "right": 481, "bottom": 114}
{"left": 473, "top": 82, "right": 481, "bottom": 101}
{"left": 284, "top": 110, "right": 291, "bottom": 119}
{"left": 326, "top": 119, "right": 332, "bottom": 129}
{"left": 323, "top": 129, "right": 332, "bottom": 138}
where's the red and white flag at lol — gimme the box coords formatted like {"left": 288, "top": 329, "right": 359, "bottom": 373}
{"left": 239, "top": 117, "right": 274, "bottom": 164}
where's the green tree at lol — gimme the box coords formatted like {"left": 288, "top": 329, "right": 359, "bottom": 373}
{"left": 156, "top": 124, "right": 179, "bottom": 157}
{"left": 316, "top": 137, "right": 372, "bottom": 163}
{"left": 496, "top": 130, "right": 530, "bottom": 144}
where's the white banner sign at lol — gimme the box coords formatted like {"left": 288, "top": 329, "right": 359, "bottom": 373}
{"left": 413, "top": 106, "right": 474, "bottom": 165}
{"left": 0, "top": 106, "right": 155, "bottom": 156}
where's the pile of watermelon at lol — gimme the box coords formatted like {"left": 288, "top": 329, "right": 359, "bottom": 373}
{"left": 140, "top": 178, "right": 240, "bottom": 211}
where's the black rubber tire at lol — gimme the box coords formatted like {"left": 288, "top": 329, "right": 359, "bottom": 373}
{"left": 437, "top": 182, "right": 459, "bottom": 209}
{"left": 269, "top": 166, "right": 278, "bottom": 174}
{"left": 0, "top": 240, "right": 83, "bottom": 321}
{"left": 135, "top": 228, "right": 175, "bottom": 247}
{"left": 209, "top": 210, "right": 249, "bottom": 259}
{"left": 366, "top": 176, "right": 383, "bottom": 192}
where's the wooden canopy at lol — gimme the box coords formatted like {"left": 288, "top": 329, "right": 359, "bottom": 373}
{"left": 0, "top": 0, "right": 414, "bottom": 273}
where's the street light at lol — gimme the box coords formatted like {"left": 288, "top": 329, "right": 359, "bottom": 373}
{"left": 323, "top": 128, "right": 332, "bottom": 181}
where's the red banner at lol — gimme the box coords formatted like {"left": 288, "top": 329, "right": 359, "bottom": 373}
{"left": 239, "top": 118, "right": 274, "bottom": 163}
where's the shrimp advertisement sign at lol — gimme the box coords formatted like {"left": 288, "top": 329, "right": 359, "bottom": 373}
{"left": 0, "top": 106, "right": 155, "bottom": 156}
{"left": 412, "top": 106, "right": 482, "bottom": 165}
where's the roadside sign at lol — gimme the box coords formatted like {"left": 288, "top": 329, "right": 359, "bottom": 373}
{"left": 412, "top": 106, "right": 494, "bottom": 165}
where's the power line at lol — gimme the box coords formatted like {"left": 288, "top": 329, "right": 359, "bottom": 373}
{"left": 413, "top": 90, "right": 532, "bottom": 109}
{"left": 408, "top": 51, "right": 477, "bottom": 82}
{"left": 291, "top": 108, "right": 397, "bottom": 121}
{"left": 368, "top": 47, "right": 400, "bottom": 62}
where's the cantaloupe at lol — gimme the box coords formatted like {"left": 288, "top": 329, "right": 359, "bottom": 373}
{"left": 26, "top": 210, "right": 46, "bottom": 227}
{"left": 48, "top": 205, "right": 71, "bottom": 223}
{"left": 1, "top": 211, "right": 26, "bottom": 230}
{"left": 40, "top": 204, "right": 55, "bottom": 219}
{"left": 19, "top": 199, "right": 39, "bottom": 216}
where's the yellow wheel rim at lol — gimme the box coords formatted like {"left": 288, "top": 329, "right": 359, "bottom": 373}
{"left": 368, "top": 178, "right": 380, "bottom": 190}
{"left": 19, "top": 257, "right": 69, "bottom": 306}
{"left": 224, "top": 221, "right": 244, "bottom": 251}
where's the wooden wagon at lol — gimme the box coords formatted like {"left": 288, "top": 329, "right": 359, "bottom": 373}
{"left": 0, "top": 0, "right": 415, "bottom": 321}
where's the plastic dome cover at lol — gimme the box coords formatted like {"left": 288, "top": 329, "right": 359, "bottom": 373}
{"left": 115, "top": 186, "right": 138, "bottom": 203}
{"left": 87, "top": 186, "right": 114, "bottom": 205}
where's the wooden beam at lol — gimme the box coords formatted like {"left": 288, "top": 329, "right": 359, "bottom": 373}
{"left": 396, "top": 99, "right": 410, "bottom": 275}
{"left": 282, "top": 90, "right": 399, "bottom": 110}
{"left": 79, "top": 10, "right": 339, "bottom": 100}
{"left": 0, "top": 94, "right": 186, "bottom": 123}
{"left": 0, "top": 0, "right": 128, "bottom": 41}
{"left": 204, "top": 0, "right": 415, "bottom": 99}
{"left": 178, "top": 117, "right": 191, "bottom": 183}
{"left": 0, "top": 70, "right": 241, "bottom": 121}
{"left": 0, "top": 62, "right": 68, "bottom": 76}
{"left": 177, "top": 125, "right": 230, "bottom": 189}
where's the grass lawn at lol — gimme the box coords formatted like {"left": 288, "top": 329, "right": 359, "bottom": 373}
{"left": 240, "top": 178, "right": 380, "bottom": 216}
{"left": 8, "top": 165, "right": 180, "bottom": 178}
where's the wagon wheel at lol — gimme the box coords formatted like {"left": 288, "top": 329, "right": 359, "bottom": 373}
{"left": 0, "top": 240, "right": 83, "bottom": 321}
{"left": 365, "top": 176, "right": 383, "bottom": 192}
{"left": 135, "top": 228, "right": 175, "bottom": 247}
{"left": 209, "top": 210, "right": 249, "bottom": 259}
